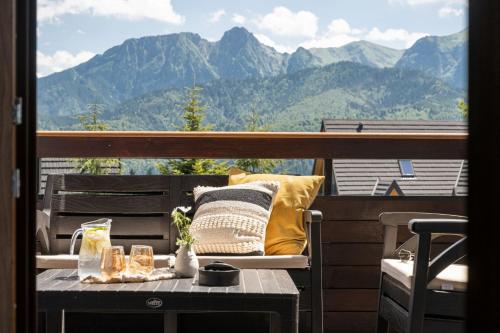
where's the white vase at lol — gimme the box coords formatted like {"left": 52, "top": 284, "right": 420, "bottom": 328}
{"left": 175, "top": 244, "right": 199, "bottom": 278}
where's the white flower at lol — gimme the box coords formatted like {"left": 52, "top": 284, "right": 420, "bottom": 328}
{"left": 172, "top": 206, "right": 192, "bottom": 214}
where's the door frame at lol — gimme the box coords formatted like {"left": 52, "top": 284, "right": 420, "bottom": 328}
{"left": 0, "top": 0, "right": 37, "bottom": 332}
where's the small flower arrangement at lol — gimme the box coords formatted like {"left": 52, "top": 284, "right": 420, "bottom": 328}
{"left": 171, "top": 206, "right": 195, "bottom": 246}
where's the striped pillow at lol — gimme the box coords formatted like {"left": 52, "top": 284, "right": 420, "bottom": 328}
{"left": 190, "top": 181, "right": 280, "bottom": 255}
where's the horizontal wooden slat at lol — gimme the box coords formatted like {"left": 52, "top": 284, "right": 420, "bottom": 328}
{"left": 323, "top": 311, "right": 377, "bottom": 333}
{"left": 324, "top": 266, "right": 380, "bottom": 289}
{"left": 177, "top": 175, "right": 228, "bottom": 190}
{"left": 324, "top": 289, "right": 379, "bottom": 312}
{"left": 323, "top": 221, "right": 383, "bottom": 243}
{"left": 51, "top": 194, "right": 170, "bottom": 214}
{"left": 312, "top": 196, "right": 467, "bottom": 221}
{"left": 37, "top": 131, "right": 467, "bottom": 159}
{"left": 52, "top": 215, "right": 169, "bottom": 236}
{"left": 324, "top": 244, "right": 383, "bottom": 266}
{"left": 52, "top": 175, "right": 171, "bottom": 192}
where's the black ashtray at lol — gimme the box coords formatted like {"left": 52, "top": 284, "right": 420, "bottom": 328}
{"left": 198, "top": 261, "right": 240, "bottom": 286}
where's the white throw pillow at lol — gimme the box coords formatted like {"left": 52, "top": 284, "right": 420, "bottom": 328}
{"left": 190, "top": 181, "right": 280, "bottom": 255}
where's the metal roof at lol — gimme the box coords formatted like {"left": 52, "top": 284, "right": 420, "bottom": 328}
{"left": 320, "top": 120, "right": 468, "bottom": 196}
{"left": 453, "top": 161, "right": 468, "bottom": 196}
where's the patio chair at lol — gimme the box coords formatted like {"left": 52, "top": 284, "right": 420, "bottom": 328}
{"left": 376, "top": 212, "right": 467, "bottom": 333}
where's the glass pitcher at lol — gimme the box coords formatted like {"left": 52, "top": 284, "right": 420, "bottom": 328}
{"left": 70, "top": 218, "right": 112, "bottom": 279}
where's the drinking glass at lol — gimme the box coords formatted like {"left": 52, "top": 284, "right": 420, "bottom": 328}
{"left": 128, "top": 245, "right": 154, "bottom": 276}
{"left": 100, "top": 246, "right": 126, "bottom": 280}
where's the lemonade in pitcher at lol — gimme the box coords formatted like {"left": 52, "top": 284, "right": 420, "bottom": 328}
{"left": 70, "top": 218, "right": 112, "bottom": 279}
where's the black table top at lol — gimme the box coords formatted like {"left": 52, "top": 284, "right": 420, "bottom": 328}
{"left": 37, "top": 269, "right": 299, "bottom": 296}
{"left": 38, "top": 269, "right": 300, "bottom": 333}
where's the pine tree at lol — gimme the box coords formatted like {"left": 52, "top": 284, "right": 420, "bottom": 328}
{"left": 180, "top": 86, "right": 213, "bottom": 132}
{"left": 235, "top": 109, "right": 282, "bottom": 173}
{"left": 156, "top": 86, "right": 226, "bottom": 175}
{"left": 458, "top": 100, "right": 468, "bottom": 119}
{"left": 75, "top": 103, "right": 121, "bottom": 175}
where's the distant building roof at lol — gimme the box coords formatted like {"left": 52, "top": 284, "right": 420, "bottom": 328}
{"left": 372, "top": 179, "right": 405, "bottom": 196}
{"left": 316, "top": 120, "right": 468, "bottom": 196}
{"left": 453, "top": 161, "right": 468, "bottom": 196}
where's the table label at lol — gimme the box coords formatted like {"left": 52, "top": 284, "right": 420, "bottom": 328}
{"left": 146, "top": 298, "right": 163, "bottom": 308}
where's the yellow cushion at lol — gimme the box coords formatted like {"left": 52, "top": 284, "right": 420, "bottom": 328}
{"left": 228, "top": 168, "right": 324, "bottom": 255}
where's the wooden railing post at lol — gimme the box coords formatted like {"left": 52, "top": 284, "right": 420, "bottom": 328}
{"left": 324, "top": 159, "right": 333, "bottom": 195}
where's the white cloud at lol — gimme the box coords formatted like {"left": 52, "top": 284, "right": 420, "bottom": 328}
{"left": 209, "top": 9, "right": 225, "bottom": 23}
{"left": 388, "top": 0, "right": 467, "bottom": 18}
{"left": 297, "top": 18, "right": 428, "bottom": 50}
{"left": 438, "top": 6, "right": 464, "bottom": 17}
{"left": 231, "top": 14, "right": 246, "bottom": 25}
{"left": 389, "top": 0, "right": 461, "bottom": 5}
{"left": 407, "top": 0, "right": 443, "bottom": 4}
{"left": 254, "top": 34, "right": 293, "bottom": 53}
{"left": 256, "top": 6, "right": 318, "bottom": 38}
{"left": 300, "top": 19, "right": 361, "bottom": 49}
{"left": 76, "top": 29, "right": 85, "bottom": 34}
{"left": 37, "top": 50, "right": 95, "bottom": 77}
{"left": 37, "top": 0, "right": 185, "bottom": 25}
{"left": 366, "top": 28, "right": 428, "bottom": 48}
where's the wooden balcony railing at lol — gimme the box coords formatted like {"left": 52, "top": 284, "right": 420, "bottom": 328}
{"left": 37, "top": 131, "right": 467, "bottom": 159}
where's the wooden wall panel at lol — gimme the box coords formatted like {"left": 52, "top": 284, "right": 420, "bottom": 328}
{"left": 323, "top": 266, "right": 380, "bottom": 289}
{"left": 0, "top": 0, "right": 16, "bottom": 332}
{"left": 324, "top": 312, "right": 377, "bottom": 333}
{"left": 312, "top": 196, "right": 466, "bottom": 333}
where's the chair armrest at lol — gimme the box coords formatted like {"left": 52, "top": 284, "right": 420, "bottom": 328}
{"left": 380, "top": 212, "right": 466, "bottom": 257}
{"left": 303, "top": 210, "right": 322, "bottom": 265}
{"left": 409, "top": 218, "right": 467, "bottom": 235}
{"left": 36, "top": 209, "right": 50, "bottom": 254}
{"left": 304, "top": 210, "right": 323, "bottom": 224}
{"left": 380, "top": 212, "right": 465, "bottom": 226}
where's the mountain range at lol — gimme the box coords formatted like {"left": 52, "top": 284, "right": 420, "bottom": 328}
{"left": 37, "top": 27, "right": 467, "bottom": 131}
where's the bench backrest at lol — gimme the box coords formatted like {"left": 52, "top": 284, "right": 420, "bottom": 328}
{"left": 44, "top": 174, "right": 227, "bottom": 254}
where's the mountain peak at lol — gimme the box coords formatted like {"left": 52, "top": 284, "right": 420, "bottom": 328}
{"left": 219, "top": 26, "right": 257, "bottom": 46}
{"left": 223, "top": 26, "right": 251, "bottom": 37}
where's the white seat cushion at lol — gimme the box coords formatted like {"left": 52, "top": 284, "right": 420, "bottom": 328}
{"left": 381, "top": 259, "right": 467, "bottom": 292}
{"left": 37, "top": 254, "right": 309, "bottom": 270}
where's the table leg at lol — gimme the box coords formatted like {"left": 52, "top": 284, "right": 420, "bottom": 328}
{"left": 46, "top": 310, "right": 64, "bottom": 333}
{"left": 269, "top": 313, "right": 280, "bottom": 333}
{"left": 279, "top": 312, "right": 298, "bottom": 333}
{"left": 164, "top": 311, "right": 177, "bottom": 333}
{"left": 279, "top": 297, "right": 299, "bottom": 333}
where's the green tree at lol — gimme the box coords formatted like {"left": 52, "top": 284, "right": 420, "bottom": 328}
{"left": 235, "top": 109, "right": 282, "bottom": 173}
{"left": 156, "top": 86, "right": 227, "bottom": 175}
{"left": 75, "top": 103, "right": 121, "bottom": 175}
{"left": 458, "top": 100, "right": 468, "bottom": 119}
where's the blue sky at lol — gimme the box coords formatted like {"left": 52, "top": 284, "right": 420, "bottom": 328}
{"left": 37, "top": 0, "right": 468, "bottom": 77}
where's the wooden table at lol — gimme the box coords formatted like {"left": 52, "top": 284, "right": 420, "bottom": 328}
{"left": 37, "top": 269, "right": 299, "bottom": 333}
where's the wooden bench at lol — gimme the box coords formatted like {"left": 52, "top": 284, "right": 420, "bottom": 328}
{"left": 36, "top": 174, "right": 323, "bottom": 333}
